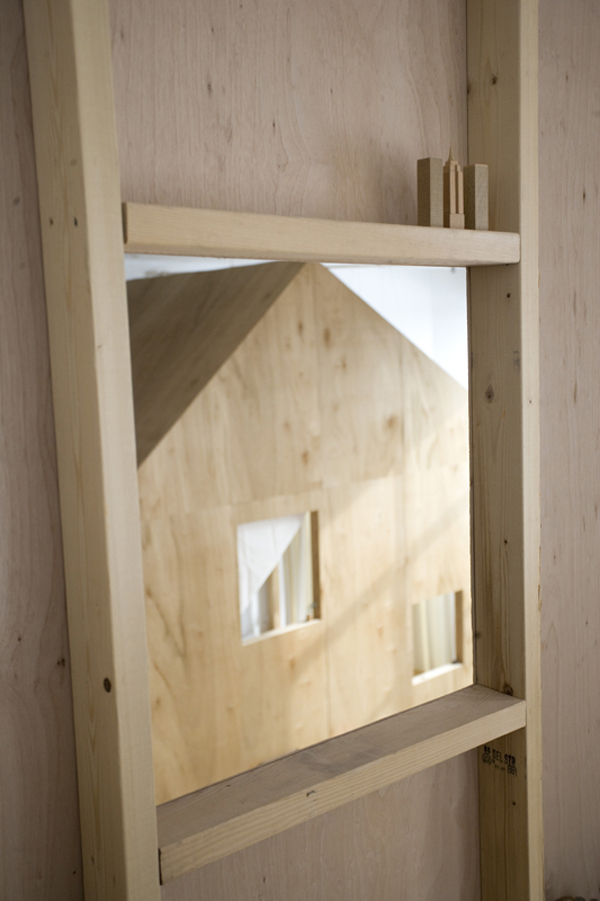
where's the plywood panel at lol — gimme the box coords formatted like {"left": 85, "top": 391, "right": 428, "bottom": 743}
{"left": 138, "top": 265, "right": 323, "bottom": 518}
{"left": 321, "top": 479, "right": 410, "bottom": 735}
{"left": 314, "top": 267, "right": 406, "bottom": 486}
{"left": 160, "top": 752, "right": 481, "bottom": 901}
{"left": 539, "top": 3, "right": 600, "bottom": 897}
{"left": 108, "top": 1, "right": 480, "bottom": 894}
{"left": 129, "top": 262, "right": 303, "bottom": 463}
{"left": 0, "top": 2, "right": 83, "bottom": 898}
{"left": 402, "top": 338, "right": 471, "bottom": 605}
{"left": 158, "top": 686, "right": 524, "bottom": 881}
{"left": 110, "top": 0, "right": 467, "bottom": 224}
{"left": 143, "top": 504, "right": 329, "bottom": 803}
{"left": 139, "top": 263, "right": 471, "bottom": 804}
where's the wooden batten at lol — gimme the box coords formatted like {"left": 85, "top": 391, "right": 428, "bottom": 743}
{"left": 123, "top": 202, "right": 520, "bottom": 267}
{"left": 467, "top": 1, "right": 543, "bottom": 898}
{"left": 23, "top": 1, "right": 160, "bottom": 899}
{"left": 157, "top": 685, "right": 526, "bottom": 883}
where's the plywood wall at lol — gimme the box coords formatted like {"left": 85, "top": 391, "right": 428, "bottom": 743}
{"left": 136, "top": 262, "right": 471, "bottom": 803}
{"left": 108, "top": 1, "right": 480, "bottom": 896}
{"left": 109, "top": 0, "right": 468, "bottom": 223}
{"left": 5, "top": 0, "right": 600, "bottom": 896}
{"left": 0, "top": 2, "right": 82, "bottom": 898}
{"left": 539, "top": 2, "right": 600, "bottom": 898}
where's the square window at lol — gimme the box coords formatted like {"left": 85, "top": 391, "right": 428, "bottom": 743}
{"left": 412, "top": 591, "right": 462, "bottom": 679}
{"left": 237, "top": 512, "right": 319, "bottom": 641}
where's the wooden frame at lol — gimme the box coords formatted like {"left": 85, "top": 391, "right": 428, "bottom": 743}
{"left": 24, "top": 0, "right": 541, "bottom": 898}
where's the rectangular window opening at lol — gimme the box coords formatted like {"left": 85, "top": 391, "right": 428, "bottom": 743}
{"left": 237, "top": 512, "right": 320, "bottom": 642}
{"left": 412, "top": 591, "right": 464, "bottom": 682}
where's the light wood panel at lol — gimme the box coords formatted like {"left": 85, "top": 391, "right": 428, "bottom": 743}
{"left": 161, "top": 752, "right": 481, "bottom": 901}
{"left": 158, "top": 685, "right": 525, "bottom": 882}
{"left": 23, "top": 0, "right": 160, "bottom": 898}
{"left": 128, "top": 262, "right": 303, "bottom": 463}
{"left": 123, "top": 202, "right": 520, "bottom": 266}
{"left": 539, "top": 3, "right": 600, "bottom": 898}
{"left": 467, "top": 1, "right": 542, "bottom": 898}
{"left": 0, "top": 2, "right": 82, "bottom": 896}
{"left": 108, "top": 20, "right": 481, "bottom": 893}
{"left": 110, "top": 0, "right": 468, "bottom": 223}
{"left": 142, "top": 501, "right": 329, "bottom": 803}
{"left": 138, "top": 262, "right": 472, "bottom": 803}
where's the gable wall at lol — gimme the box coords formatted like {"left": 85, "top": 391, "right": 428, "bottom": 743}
{"left": 137, "top": 262, "right": 471, "bottom": 803}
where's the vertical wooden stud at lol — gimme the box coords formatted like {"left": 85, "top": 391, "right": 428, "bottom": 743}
{"left": 467, "top": 1, "right": 543, "bottom": 899}
{"left": 465, "top": 164, "right": 490, "bottom": 230}
{"left": 417, "top": 158, "right": 444, "bottom": 227}
{"left": 23, "top": 1, "right": 160, "bottom": 898}
{"left": 444, "top": 150, "right": 466, "bottom": 228}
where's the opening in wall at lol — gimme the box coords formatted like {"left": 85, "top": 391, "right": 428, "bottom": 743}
{"left": 412, "top": 590, "right": 464, "bottom": 683}
{"left": 237, "top": 511, "right": 319, "bottom": 641}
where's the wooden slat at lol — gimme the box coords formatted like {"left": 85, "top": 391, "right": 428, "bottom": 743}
{"left": 157, "top": 685, "right": 526, "bottom": 883}
{"left": 123, "top": 202, "right": 520, "bottom": 267}
{"left": 467, "top": 1, "right": 543, "bottom": 899}
{"left": 23, "top": 1, "right": 160, "bottom": 899}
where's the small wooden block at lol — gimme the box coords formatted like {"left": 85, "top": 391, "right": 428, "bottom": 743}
{"left": 417, "top": 158, "right": 443, "bottom": 227}
{"left": 446, "top": 212, "right": 465, "bottom": 229}
{"left": 465, "top": 164, "right": 489, "bottom": 230}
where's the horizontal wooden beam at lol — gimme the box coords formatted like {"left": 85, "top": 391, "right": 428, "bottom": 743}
{"left": 123, "top": 202, "right": 520, "bottom": 267}
{"left": 157, "top": 685, "right": 526, "bottom": 883}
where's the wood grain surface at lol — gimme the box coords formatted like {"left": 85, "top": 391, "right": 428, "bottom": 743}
{"left": 7, "top": 0, "right": 600, "bottom": 897}
{"left": 0, "top": 2, "right": 83, "bottom": 898}
{"left": 138, "top": 263, "right": 472, "bottom": 803}
{"left": 539, "top": 3, "right": 600, "bottom": 898}
{"left": 157, "top": 686, "right": 524, "bottom": 882}
{"left": 160, "top": 751, "right": 481, "bottom": 901}
{"left": 108, "top": 1, "right": 481, "bottom": 898}
{"left": 123, "top": 202, "right": 520, "bottom": 265}
{"left": 23, "top": 0, "right": 160, "bottom": 897}
{"left": 109, "top": 0, "right": 467, "bottom": 223}
{"left": 467, "top": 2, "right": 543, "bottom": 897}
{"left": 128, "top": 262, "right": 303, "bottom": 462}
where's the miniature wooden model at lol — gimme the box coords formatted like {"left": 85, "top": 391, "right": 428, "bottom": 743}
{"left": 464, "top": 163, "right": 489, "bottom": 230}
{"left": 444, "top": 148, "right": 465, "bottom": 229}
{"left": 417, "top": 158, "right": 444, "bottom": 227}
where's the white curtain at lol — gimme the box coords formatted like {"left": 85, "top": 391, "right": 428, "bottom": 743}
{"left": 237, "top": 515, "right": 304, "bottom": 640}
{"left": 413, "top": 592, "right": 457, "bottom": 675}
{"left": 279, "top": 514, "right": 313, "bottom": 626}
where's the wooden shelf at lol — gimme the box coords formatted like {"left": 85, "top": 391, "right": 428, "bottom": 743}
{"left": 157, "top": 685, "right": 526, "bottom": 884}
{"left": 123, "top": 202, "right": 520, "bottom": 267}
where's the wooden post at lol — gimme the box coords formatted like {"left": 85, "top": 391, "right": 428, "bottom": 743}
{"left": 465, "top": 164, "right": 490, "bottom": 230}
{"left": 467, "top": 0, "right": 543, "bottom": 898}
{"left": 23, "top": 1, "right": 160, "bottom": 898}
{"left": 417, "top": 158, "right": 444, "bottom": 227}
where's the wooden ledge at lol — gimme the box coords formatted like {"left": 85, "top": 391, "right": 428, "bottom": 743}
{"left": 157, "top": 684, "right": 526, "bottom": 883}
{"left": 123, "top": 202, "right": 520, "bottom": 267}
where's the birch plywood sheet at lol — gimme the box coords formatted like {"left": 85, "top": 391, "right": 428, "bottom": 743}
{"left": 134, "top": 263, "right": 471, "bottom": 803}
{"left": 539, "top": 2, "right": 600, "bottom": 896}
{"left": 160, "top": 752, "right": 480, "bottom": 901}
{"left": 109, "top": 0, "right": 467, "bottom": 224}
